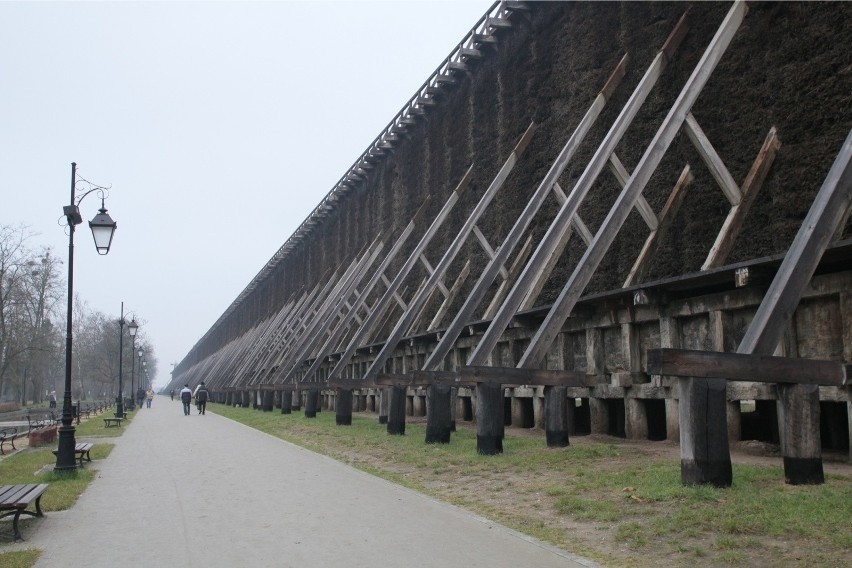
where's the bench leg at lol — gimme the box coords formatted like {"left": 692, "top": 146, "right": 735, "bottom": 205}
{"left": 12, "top": 511, "right": 23, "bottom": 541}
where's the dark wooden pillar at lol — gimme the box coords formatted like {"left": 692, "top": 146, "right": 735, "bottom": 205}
{"left": 242, "top": 390, "right": 251, "bottom": 408}
{"left": 544, "top": 386, "right": 570, "bottom": 447}
{"left": 262, "top": 390, "right": 273, "bottom": 412}
{"left": 281, "top": 390, "right": 292, "bottom": 414}
{"left": 226, "top": 391, "right": 233, "bottom": 406}
{"left": 378, "top": 388, "right": 389, "bottom": 424}
{"left": 476, "top": 382, "right": 504, "bottom": 455}
{"left": 387, "top": 386, "right": 407, "bottom": 435}
{"left": 304, "top": 389, "right": 319, "bottom": 418}
{"left": 679, "top": 377, "right": 732, "bottom": 487}
{"left": 291, "top": 389, "right": 301, "bottom": 411}
{"left": 336, "top": 389, "right": 353, "bottom": 426}
{"left": 425, "top": 384, "right": 452, "bottom": 444}
{"left": 778, "top": 383, "right": 824, "bottom": 485}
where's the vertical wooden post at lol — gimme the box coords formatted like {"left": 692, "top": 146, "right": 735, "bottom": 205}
{"left": 777, "top": 383, "right": 824, "bottom": 484}
{"left": 679, "top": 377, "right": 732, "bottom": 487}
{"left": 304, "top": 389, "right": 319, "bottom": 418}
{"left": 476, "top": 382, "right": 504, "bottom": 455}
{"left": 544, "top": 386, "right": 569, "bottom": 447}
{"left": 336, "top": 389, "right": 353, "bottom": 426}
{"left": 425, "top": 384, "right": 452, "bottom": 444}
{"left": 291, "top": 389, "right": 301, "bottom": 411}
{"left": 378, "top": 388, "right": 389, "bottom": 424}
{"left": 590, "top": 397, "right": 608, "bottom": 435}
{"left": 387, "top": 386, "right": 407, "bottom": 435}
{"left": 281, "top": 390, "right": 292, "bottom": 414}
{"left": 625, "top": 397, "right": 648, "bottom": 440}
{"left": 262, "top": 390, "right": 273, "bottom": 412}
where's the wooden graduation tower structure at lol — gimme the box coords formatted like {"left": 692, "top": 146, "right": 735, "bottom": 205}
{"left": 167, "top": 1, "right": 852, "bottom": 486}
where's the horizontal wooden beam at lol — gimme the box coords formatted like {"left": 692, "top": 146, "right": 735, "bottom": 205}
{"left": 647, "top": 348, "right": 848, "bottom": 386}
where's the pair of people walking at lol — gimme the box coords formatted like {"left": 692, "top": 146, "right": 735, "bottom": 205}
{"left": 180, "top": 382, "right": 209, "bottom": 415}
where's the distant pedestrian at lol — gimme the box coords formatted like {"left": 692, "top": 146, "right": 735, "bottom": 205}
{"left": 49, "top": 390, "right": 57, "bottom": 409}
{"left": 136, "top": 387, "right": 146, "bottom": 409}
{"left": 195, "top": 382, "right": 209, "bottom": 415}
{"left": 180, "top": 384, "right": 192, "bottom": 416}
{"left": 170, "top": 389, "right": 175, "bottom": 401}
{"left": 146, "top": 387, "right": 155, "bottom": 408}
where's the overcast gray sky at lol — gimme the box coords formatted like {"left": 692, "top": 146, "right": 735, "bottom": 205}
{"left": 1, "top": 0, "right": 493, "bottom": 389}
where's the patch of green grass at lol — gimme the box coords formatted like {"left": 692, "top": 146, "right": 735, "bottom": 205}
{"left": 0, "top": 444, "right": 114, "bottom": 511}
{"left": 0, "top": 549, "right": 40, "bottom": 568}
{"left": 74, "top": 412, "right": 132, "bottom": 437}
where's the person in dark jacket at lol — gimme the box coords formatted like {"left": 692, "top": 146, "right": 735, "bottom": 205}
{"left": 180, "top": 384, "right": 192, "bottom": 416}
{"left": 195, "top": 382, "right": 209, "bottom": 415}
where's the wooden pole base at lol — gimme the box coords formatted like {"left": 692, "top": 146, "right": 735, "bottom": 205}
{"left": 778, "top": 383, "right": 824, "bottom": 485}
{"left": 425, "top": 384, "right": 452, "bottom": 444}
{"left": 304, "top": 389, "right": 319, "bottom": 418}
{"left": 476, "top": 382, "right": 504, "bottom": 455}
{"left": 336, "top": 389, "right": 353, "bottom": 426}
{"left": 387, "top": 386, "right": 407, "bottom": 435}
{"left": 544, "top": 386, "right": 570, "bottom": 448}
{"left": 679, "top": 377, "right": 732, "bottom": 487}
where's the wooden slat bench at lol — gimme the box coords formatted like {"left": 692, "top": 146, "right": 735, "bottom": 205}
{"left": 51, "top": 442, "right": 93, "bottom": 467}
{"left": 0, "top": 484, "right": 49, "bottom": 541}
{"left": 74, "top": 442, "right": 93, "bottom": 466}
{"left": 103, "top": 417, "right": 123, "bottom": 428}
{"left": 0, "top": 427, "right": 19, "bottom": 455}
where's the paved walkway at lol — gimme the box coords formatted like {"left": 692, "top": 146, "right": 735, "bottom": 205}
{"left": 10, "top": 398, "right": 595, "bottom": 567}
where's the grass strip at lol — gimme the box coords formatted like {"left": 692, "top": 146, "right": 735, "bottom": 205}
{"left": 211, "top": 404, "right": 852, "bottom": 567}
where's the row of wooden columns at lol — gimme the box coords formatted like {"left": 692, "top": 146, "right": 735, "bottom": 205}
{"left": 214, "top": 345, "right": 848, "bottom": 489}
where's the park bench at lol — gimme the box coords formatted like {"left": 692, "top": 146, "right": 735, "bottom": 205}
{"left": 51, "top": 442, "right": 93, "bottom": 467}
{"left": 0, "top": 483, "right": 49, "bottom": 541}
{"left": 103, "top": 417, "right": 123, "bottom": 428}
{"left": 26, "top": 411, "right": 57, "bottom": 430}
{"left": 0, "top": 427, "right": 19, "bottom": 455}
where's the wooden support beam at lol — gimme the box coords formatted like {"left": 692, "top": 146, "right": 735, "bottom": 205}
{"left": 482, "top": 234, "right": 533, "bottom": 320}
{"left": 473, "top": 226, "right": 509, "bottom": 279}
{"left": 361, "top": 125, "right": 538, "bottom": 380}
{"left": 647, "top": 348, "right": 847, "bottom": 386}
{"left": 739, "top": 129, "right": 852, "bottom": 356}
{"left": 623, "top": 165, "right": 693, "bottom": 287}
{"left": 428, "top": 259, "right": 471, "bottom": 330}
{"left": 684, "top": 113, "right": 742, "bottom": 206}
{"left": 521, "top": 3, "right": 745, "bottom": 369}
{"left": 703, "top": 127, "right": 782, "bottom": 270}
{"left": 328, "top": 167, "right": 473, "bottom": 381}
{"left": 467, "top": 15, "right": 692, "bottom": 369}
{"left": 424, "top": 52, "right": 631, "bottom": 371}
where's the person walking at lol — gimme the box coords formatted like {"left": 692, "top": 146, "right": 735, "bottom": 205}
{"left": 49, "top": 391, "right": 57, "bottom": 409}
{"left": 195, "top": 382, "right": 209, "bottom": 415}
{"left": 145, "top": 387, "right": 155, "bottom": 408}
{"left": 170, "top": 389, "right": 175, "bottom": 401}
{"left": 136, "top": 387, "right": 146, "bottom": 410}
{"left": 180, "top": 384, "right": 192, "bottom": 416}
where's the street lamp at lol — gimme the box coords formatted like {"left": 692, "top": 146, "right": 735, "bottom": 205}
{"left": 128, "top": 318, "right": 139, "bottom": 410}
{"left": 55, "top": 162, "right": 117, "bottom": 472}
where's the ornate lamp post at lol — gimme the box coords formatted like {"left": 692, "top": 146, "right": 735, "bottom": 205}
{"left": 55, "top": 162, "right": 117, "bottom": 471}
{"left": 127, "top": 318, "right": 139, "bottom": 410}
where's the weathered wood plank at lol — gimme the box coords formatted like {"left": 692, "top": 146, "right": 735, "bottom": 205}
{"left": 647, "top": 348, "right": 847, "bottom": 386}
{"left": 703, "top": 127, "right": 781, "bottom": 270}
{"left": 623, "top": 165, "right": 693, "bottom": 287}
{"left": 683, "top": 113, "right": 742, "bottom": 206}
{"left": 738, "top": 128, "right": 852, "bottom": 355}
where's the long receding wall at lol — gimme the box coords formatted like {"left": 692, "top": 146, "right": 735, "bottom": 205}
{"left": 170, "top": 1, "right": 851, "bottom": 407}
